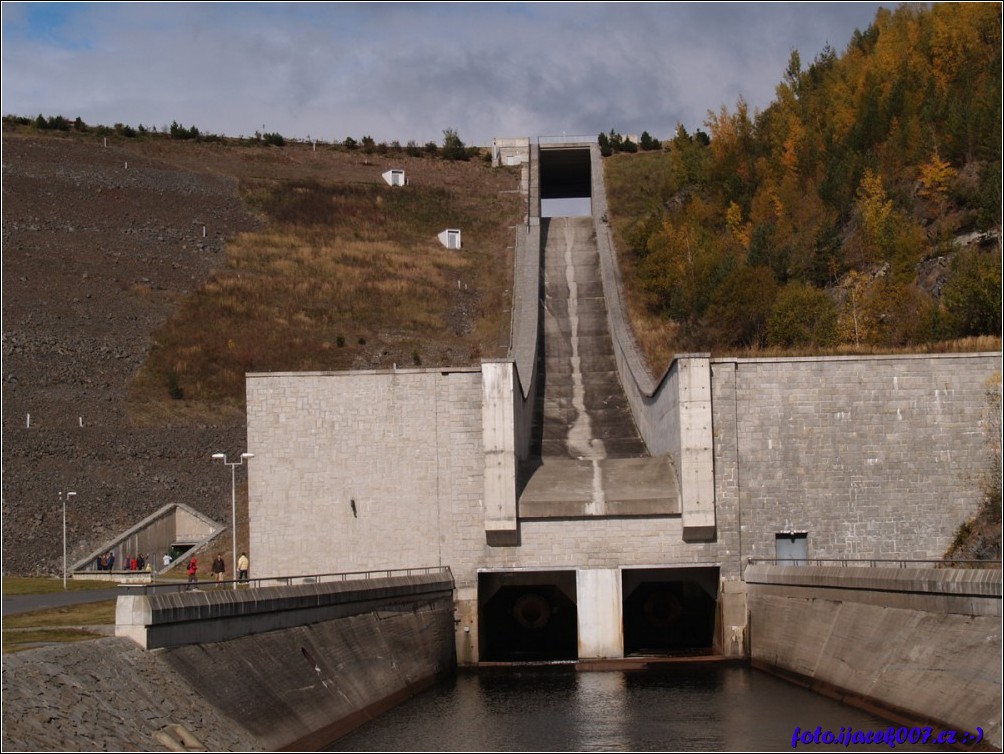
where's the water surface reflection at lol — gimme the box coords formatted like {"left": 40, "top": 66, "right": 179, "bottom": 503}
{"left": 330, "top": 665, "right": 945, "bottom": 751}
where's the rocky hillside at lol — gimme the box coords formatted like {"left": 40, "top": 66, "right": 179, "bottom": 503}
{"left": 2, "top": 131, "right": 259, "bottom": 574}
{"left": 2, "top": 128, "right": 518, "bottom": 575}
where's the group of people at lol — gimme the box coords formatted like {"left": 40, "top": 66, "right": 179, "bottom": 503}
{"left": 186, "top": 552, "right": 250, "bottom": 587}
{"left": 95, "top": 552, "right": 151, "bottom": 572}
{"left": 93, "top": 548, "right": 251, "bottom": 584}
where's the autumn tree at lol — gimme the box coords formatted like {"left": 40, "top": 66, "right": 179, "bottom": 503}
{"left": 767, "top": 282, "right": 838, "bottom": 348}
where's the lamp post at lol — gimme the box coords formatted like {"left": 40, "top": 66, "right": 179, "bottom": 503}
{"left": 60, "top": 491, "right": 76, "bottom": 589}
{"left": 212, "top": 452, "right": 254, "bottom": 589}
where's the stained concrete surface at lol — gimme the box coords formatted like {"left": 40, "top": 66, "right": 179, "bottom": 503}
{"left": 520, "top": 216, "right": 677, "bottom": 517}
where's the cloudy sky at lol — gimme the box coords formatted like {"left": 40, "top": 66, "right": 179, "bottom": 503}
{"left": 2, "top": 2, "right": 886, "bottom": 146}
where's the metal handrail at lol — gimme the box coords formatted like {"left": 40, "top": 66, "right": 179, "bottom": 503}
{"left": 119, "top": 565, "right": 453, "bottom": 595}
{"left": 747, "top": 558, "right": 1002, "bottom": 568}
{"left": 537, "top": 134, "right": 597, "bottom": 145}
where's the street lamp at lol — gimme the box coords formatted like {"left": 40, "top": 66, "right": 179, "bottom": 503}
{"left": 212, "top": 452, "right": 254, "bottom": 589}
{"left": 60, "top": 491, "right": 76, "bottom": 589}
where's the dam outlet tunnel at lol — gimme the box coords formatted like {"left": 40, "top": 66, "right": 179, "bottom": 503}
{"left": 539, "top": 146, "right": 592, "bottom": 217}
{"left": 622, "top": 567, "right": 719, "bottom": 655}
{"left": 478, "top": 570, "right": 578, "bottom": 661}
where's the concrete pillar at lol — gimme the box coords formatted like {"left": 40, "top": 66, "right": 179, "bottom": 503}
{"left": 717, "top": 578, "right": 748, "bottom": 657}
{"left": 482, "top": 362, "right": 518, "bottom": 545}
{"left": 679, "top": 356, "right": 716, "bottom": 540}
{"left": 115, "top": 592, "right": 152, "bottom": 649}
{"left": 454, "top": 586, "right": 479, "bottom": 666}
{"left": 576, "top": 568, "right": 623, "bottom": 659}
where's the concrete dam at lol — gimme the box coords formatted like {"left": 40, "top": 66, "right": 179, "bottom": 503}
{"left": 241, "top": 136, "right": 1000, "bottom": 739}
{"left": 4, "top": 136, "right": 998, "bottom": 750}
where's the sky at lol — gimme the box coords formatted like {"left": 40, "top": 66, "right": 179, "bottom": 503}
{"left": 1, "top": 2, "right": 888, "bottom": 147}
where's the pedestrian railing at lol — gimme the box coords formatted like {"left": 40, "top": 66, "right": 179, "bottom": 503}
{"left": 747, "top": 557, "right": 1001, "bottom": 569}
{"left": 537, "top": 134, "right": 596, "bottom": 145}
{"left": 120, "top": 565, "right": 453, "bottom": 595}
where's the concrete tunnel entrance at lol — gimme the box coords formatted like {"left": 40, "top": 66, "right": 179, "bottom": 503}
{"left": 479, "top": 571, "right": 578, "bottom": 661}
{"left": 622, "top": 567, "right": 719, "bottom": 655}
{"left": 539, "top": 147, "right": 592, "bottom": 217}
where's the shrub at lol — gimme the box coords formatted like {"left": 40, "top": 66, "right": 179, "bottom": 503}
{"left": 767, "top": 282, "right": 839, "bottom": 348}
{"left": 170, "top": 121, "right": 200, "bottom": 140}
{"left": 166, "top": 370, "right": 184, "bottom": 400}
{"left": 441, "top": 128, "right": 469, "bottom": 161}
{"left": 941, "top": 249, "right": 1002, "bottom": 337}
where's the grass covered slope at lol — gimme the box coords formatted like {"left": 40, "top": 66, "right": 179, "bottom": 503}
{"left": 130, "top": 158, "right": 521, "bottom": 424}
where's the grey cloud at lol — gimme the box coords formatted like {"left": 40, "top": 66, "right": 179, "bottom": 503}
{"left": 2, "top": 2, "right": 884, "bottom": 146}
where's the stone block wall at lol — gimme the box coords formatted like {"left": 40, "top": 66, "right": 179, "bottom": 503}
{"left": 712, "top": 354, "right": 1001, "bottom": 563}
{"left": 247, "top": 368, "right": 484, "bottom": 578}
{"left": 246, "top": 352, "right": 1000, "bottom": 662}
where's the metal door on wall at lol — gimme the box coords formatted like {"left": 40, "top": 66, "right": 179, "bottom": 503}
{"left": 775, "top": 532, "right": 808, "bottom": 565}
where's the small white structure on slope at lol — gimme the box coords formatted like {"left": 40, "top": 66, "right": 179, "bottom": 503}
{"left": 438, "top": 229, "right": 462, "bottom": 250}
{"left": 382, "top": 169, "right": 406, "bottom": 187}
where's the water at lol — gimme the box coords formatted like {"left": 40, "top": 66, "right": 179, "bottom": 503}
{"left": 328, "top": 665, "right": 955, "bottom": 752}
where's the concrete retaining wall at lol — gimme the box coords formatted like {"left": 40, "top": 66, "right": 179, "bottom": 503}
{"left": 590, "top": 145, "right": 715, "bottom": 536}
{"left": 747, "top": 564, "right": 1002, "bottom": 747}
{"left": 3, "top": 575, "right": 457, "bottom": 751}
{"left": 160, "top": 587, "right": 456, "bottom": 750}
{"left": 482, "top": 144, "right": 543, "bottom": 545}
{"left": 116, "top": 571, "right": 454, "bottom": 649}
{"left": 713, "top": 354, "right": 1001, "bottom": 562}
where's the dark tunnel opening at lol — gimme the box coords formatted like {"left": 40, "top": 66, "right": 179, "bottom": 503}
{"left": 622, "top": 567, "right": 718, "bottom": 655}
{"left": 539, "top": 147, "right": 591, "bottom": 217}
{"left": 479, "top": 571, "right": 578, "bottom": 661}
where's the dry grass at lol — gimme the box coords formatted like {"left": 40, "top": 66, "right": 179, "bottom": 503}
{"left": 2, "top": 628, "right": 105, "bottom": 653}
{"left": 2, "top": 577, "right": 119, "bottom": 595}
{"left": 2, "top": 600, "right": 116, "bottom": 653}
{"left": 129, "top": 162, "right": 521, "bottom": 423}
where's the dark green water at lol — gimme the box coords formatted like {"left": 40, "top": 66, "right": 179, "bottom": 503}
{"left": 328, "top": 665, "right": 962, "bottom": 751}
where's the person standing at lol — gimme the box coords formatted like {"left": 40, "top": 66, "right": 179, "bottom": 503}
{"left": 212, "top": 553, "right": 226, "bottom": 583}
{"left": 237, "top": 552, "right": 249, "bottom": 582}
{"left": 186, "top": 557, "right": 198, "bottom": 588}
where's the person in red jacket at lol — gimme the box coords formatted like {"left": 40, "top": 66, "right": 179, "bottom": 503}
{"left": 186, "top": 557, "right": 198, "bottom": 589}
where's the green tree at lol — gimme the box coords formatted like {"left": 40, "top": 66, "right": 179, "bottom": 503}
{"left": 639, "top": 131, "right": 661, "bottom": 151}
{"left": 767, "top": 282, "right": 839, "bottom": 348}
{"left": 441, "top": 128, "right": 467, "bottom": 160}
{"left": 704, "top": 265, "right": 778, "bottom": 348}
{"left": 598, "top": 131, "right": 612, "bottom": 157}
{"left": 941, "top": 250, "right": 1003, "bottom": 337}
